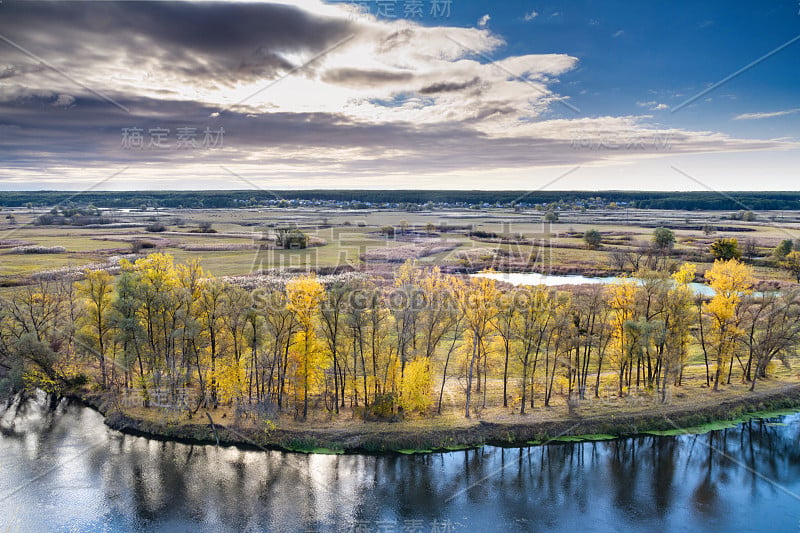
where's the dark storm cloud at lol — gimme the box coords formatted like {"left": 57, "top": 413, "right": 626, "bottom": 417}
{"left": 0, "top": 92, "right": 783, "bottom": 179}
{"left": 0, "top": 1, "right": 355, "bottom": 84}
{"left": 322, "top": 68, "right": 413, "bottom": 87}
{"left": 419, "top": 77, "right": 480, "bottom": 95}
{"left": 0, "top": 92, "right": 585, "bottom": 171}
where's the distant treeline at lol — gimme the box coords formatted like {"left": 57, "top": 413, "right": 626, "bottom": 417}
{"left": 2, "top": 190, "right": 800, "bottom": 210}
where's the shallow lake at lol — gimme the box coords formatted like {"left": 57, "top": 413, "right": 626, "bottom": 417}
{"left": 471, "top": 271, "right": 717, "bottom": 296}
{"left": 1, "top": 394, "right": 799, "bottom": 532}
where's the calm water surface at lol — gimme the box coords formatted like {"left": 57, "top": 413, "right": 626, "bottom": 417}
{"left": 1, "top": 393, "right": 799, "bottom": 532}
{"left": 470, "top": 272, "right": 717, "bottom": 296}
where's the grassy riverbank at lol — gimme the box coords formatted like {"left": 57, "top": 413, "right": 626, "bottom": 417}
{"left": 70, "top": 379, "right": 800, "bottom": 455}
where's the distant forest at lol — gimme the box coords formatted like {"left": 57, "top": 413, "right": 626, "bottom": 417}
{"left": 2, "top": 190, "right": 800, "bottom": 210}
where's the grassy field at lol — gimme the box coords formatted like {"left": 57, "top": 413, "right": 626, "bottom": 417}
{"left": 2, "top": 205, "right": 798, "bottom": 282}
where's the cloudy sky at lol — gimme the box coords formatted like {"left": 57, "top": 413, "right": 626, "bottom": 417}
{"left": 0, "top": 0, "right": 798, "bottom": 191}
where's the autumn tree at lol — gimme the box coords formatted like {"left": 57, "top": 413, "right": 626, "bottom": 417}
{"left": 196, "top": 278, "right": 226, "bottom": 406}
{"left": 110, "top": 268, "right": 147, "bottom": 396}
{"left": 320, "top": 280, "right": 351, "bottom": 411}
{"left": 286, "top": 275, "right": 326, "bottom": 419}
{"left": 257, "top": 286, "right": 297, "bottom": 409}
{"left": 491, "top": 290, "right": 518, "bottom": 407}
{"left": 513, "top": 285, "right": 554, "bottom": 413}
{"left": 660, "top": 263, "right": 696, "bottom": 400}
{"left": 75, "top": 269, "right": 115, "bottom": 387}
{"left": 705, "top": 259, "right": 754, "bottom": 390}
{"left": 652, "top": 227, "right": 675, "bottom": 252}
{"left": 399, "top": 357, "right": 433, "bottom": 413}
{"left": 781, "top": 251, "right": 800, "bottom": 282}
{"left": 583, "top": 229, "right": 602, "bottom": 248}
{"left": 710, "top": 238, "right": 741, "bottom": 261}
{"left": 739, "top": 290, "right": 800, "bottom": 390}
{"left": 1, "top": 280, "right": 75, "bottom": 390}
{"left": 459, "top": 276, "right": 499, "bottom": 418}
{"left": 774, "top": 239, "right": 793, "bottom": 259}
{"left": 607, "top": 281, "right": 638, "bottom": 395}
{"left": 392, "top": 260, "right": 422, "bottom": 378}
{"left": 569, "top": 285, "right": 611, "bottom": 401}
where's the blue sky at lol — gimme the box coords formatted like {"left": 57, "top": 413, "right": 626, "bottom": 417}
{"left": 410, "top": 0, "right": 800, "bottom": 137}
{"left": 0, "top": 0, "right": 797, "bottom": 190}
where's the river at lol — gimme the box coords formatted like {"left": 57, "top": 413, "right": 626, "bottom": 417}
{"left": 1, "top": 393, "right": 799, "bottom": 532}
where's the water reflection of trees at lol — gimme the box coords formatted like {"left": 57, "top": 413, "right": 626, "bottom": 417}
{"left": 4, "top": 399, "right": 800, "bottom": 532}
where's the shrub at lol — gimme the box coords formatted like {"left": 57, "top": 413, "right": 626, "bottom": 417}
{"left": 276, "top": 228, "right": 308, "bottom": 249}
{"left": 652, "top": 227, "right": 675, "bottom": 251}
{"left": 468, "top": 230, "right": 499, "bottom": 239}
{"left": 774, "top": 239, "right": 793, "bottom": 258}
{"left": 583, "top": 229, "right": 602, "bottom": 248}
{"left": 198, "top": 221, "right": 216, "bottom": 233}
{"left": 710, "top": 238, "right": 741, "bottom": 261}
{"left": 131, "top": 239, "right": 156, "bottom": 253}
{"left": 367, "top": 393, "right": 397, "bottom": 420}
{"left": 145, "top": 222, "right": 166, "bottom": 232}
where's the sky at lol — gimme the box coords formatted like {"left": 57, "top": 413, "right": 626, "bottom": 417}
{"left": 0, "top": 0, "right": 798, "bottom": 191}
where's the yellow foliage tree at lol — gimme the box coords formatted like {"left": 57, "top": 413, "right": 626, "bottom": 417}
{"left": 607, "top": 280, "right": 638, "bottom": 395}
{"left": 399, "top": 357, "right": 433, "bottom": 413}
{"left": 76, "top": 269, "right": 114, "bottom": 387}
{"left": 286, "top": 275, "right": 326, "bottom": 419}
{"left": 704, "top": 259, "right": 753, "bottom": 390}
{"left": 459, "top": 276, "right": 499, "bottom": 418}
{"left": 660, "top": 263, "right": 696, "bottom": 400}
{"left": 215, "top": 354, "right": 247, "bottom": 405}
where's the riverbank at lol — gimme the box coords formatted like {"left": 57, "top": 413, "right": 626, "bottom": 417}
{"left": 67, "top": 382, "right": 800, "bottom": 455}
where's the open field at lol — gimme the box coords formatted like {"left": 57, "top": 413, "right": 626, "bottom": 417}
{"left": 2, "top": 205, "right": 799, "bottom": 282}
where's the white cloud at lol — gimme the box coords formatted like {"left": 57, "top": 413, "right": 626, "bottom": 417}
{"left": 636, "top": 101, "right": 668, "bottom": 111}
{"left": 612, "top": 30, "right": 624, "bottom": 38}
{"left": 52, "top": 94, "right": 75, "bottom": 107}
{"left": 733, "top": 108, "right": 800, "bottom": 120}
{"left": 523, "top": 10, "right": 538, "bottom": 21}
{"left": 478, "top": 14, "right": 491, "bottom": 28}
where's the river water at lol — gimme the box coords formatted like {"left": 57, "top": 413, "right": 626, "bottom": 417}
{"left": 1, "top": 393, "right": 799, "bottom": 532}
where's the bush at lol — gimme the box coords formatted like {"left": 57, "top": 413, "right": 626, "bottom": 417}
{"left": 145, "top": 222, "right": 166, "bottom": 232}
{"left": 131, "top": 239, "right": 157, "bottom": 253}
{"left": 652, "top": 227, "right": 675, "bottom": 251}
{"left": 198, "top": 221, "right": 216, "bottom": 233}
{"left": 366, "top": 393, "right": 397, "bottom": 420}
{"left": 276, "top": 228, "right": 308, "bottom": 249}
{"left": 469, "top": 230, "right": 499, "bottom": 239}
{"left": 583, "top": 229, "right": 602, "bottom": 248}
{"left": 710, "top": 238, "right": 741, "bottom": 260}
{"left": 774, "top": 239, "right": 793, "bottom": 258}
